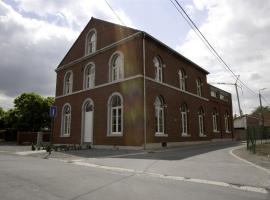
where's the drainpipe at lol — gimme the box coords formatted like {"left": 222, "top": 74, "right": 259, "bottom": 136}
{"left": 143, "top": 32, "right": 147, "bottom": 150}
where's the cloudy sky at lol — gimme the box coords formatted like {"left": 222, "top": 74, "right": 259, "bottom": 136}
{"left": 0, "top": 0, "right": 269, "bottom": 115}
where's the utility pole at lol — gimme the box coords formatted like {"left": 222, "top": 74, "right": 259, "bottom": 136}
{"left": 259, "top": 88, "right": 266, "bottom": 126}
{"left": 216, "top": 75, "right": 243, "bottom": 117}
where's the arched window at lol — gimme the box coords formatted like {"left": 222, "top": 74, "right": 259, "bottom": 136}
{"left": 155, "top": 96, "right": 165, "bottom": 135}
{"left": 84, "top": 63, "right": 95, "bottom": 89}
{"left": 63, "top": 71, "right": 73, "bottom": 95}
{"left": 213, "top": 108, "right": 218, "bottom": 132}
{"left": 180, "top": 104, "right": 188, "bottom": 136}
{"left": 224, "top": 111, "right": 230, "bottom": 133}
{"left": 153, "top": 56, "right": 163, "bottom": 82}
{"left": 196, "top": 78, "right": 202, "bottom": 96}
{"left": 110, "top": 52, "right": 124, "bottom": 82}
{"left": 179, "top": 69, "right": 186, "bottom": 91}
{"left": 61, "top": 104, "right": 71, "bottom": 136}
{"left": 108, "top": 93, "right": 123, "bottom": 135}
{"left": 198, "top": 107, "right": 205, "bottom": 136}
{"left": 86, "top": 30, "right": 96, "bottom": 55}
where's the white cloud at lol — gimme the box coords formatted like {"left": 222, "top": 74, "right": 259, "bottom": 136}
{"left": 177, "top": 0, "right": 270, "bottom": 114}
{"left": 0, "top": 0, "right": 133, "bottom": 110}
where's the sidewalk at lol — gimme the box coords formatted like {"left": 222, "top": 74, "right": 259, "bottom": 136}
{"left": 232, "top": 144, "right": 270, "bottom": 170}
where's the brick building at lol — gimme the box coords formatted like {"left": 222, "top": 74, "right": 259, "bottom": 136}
{"left": 53, "top": 17, "right": 233, "bottom": 148}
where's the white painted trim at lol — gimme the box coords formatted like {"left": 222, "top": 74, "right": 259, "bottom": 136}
{"left": 108, "top": 51, "right": 124, "bottom": 82}
{"left": 61, "top": 103, "right": 72, "bottom": 137}
{"left": 85, "top": 28, "right": 97, "bottom": 55}
{"left": 107, "top": 92, "right": 124, "bottom": 136}
{"left": 55, "top": 32, "right": 141, "bottom": 72}
{"left": 63, "top": 70, "right": 73, "bottom": 95}
{"left": 83, "top": 62, "right": 95, "bottom": 89}
{"left": 145, "top": 77, "right": 209, "bottom": 101}
{"left": 81, "top": 98, "right": 94, "bottom": 145}
{"left": 56, "top": 75, "right": 143, "bottom": 99}
{"left": 155, "top": 133, "right": 168, "bottom": 137}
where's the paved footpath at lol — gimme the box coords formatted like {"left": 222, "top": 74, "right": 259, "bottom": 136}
{"left": 1, "top": 141, "right": 270, "bottom": 199}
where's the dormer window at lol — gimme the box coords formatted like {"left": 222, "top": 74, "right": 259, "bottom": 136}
{"left": 86, "top": 29, "right": 96, "bottom": 55}
{"left": 153, "top": 56, "right": 163, "bottom": 82}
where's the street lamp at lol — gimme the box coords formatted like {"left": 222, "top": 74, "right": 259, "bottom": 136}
{"left": 259, "top": 88, "right": 266, "bottom": 126}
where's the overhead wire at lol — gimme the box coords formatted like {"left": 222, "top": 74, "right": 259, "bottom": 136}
{"left": 170, "top": 0, "right": 270, "bottom": 103}
{"left": 104, "top": 0, "right": 126, "bottom": 26}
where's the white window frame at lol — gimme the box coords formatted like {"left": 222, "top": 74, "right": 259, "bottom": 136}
{"left": 213, "top": 110, "right": 218, "bottom": 132}
{"left": 198, "top": 108, "right": 205, "bottom": 136}
{"left": 109, "top": 51, "right": 124, "bottom": 82}
{"left": 85, "top": 29, "right": 97, "bottom": 55}
{"left": 180, "top": 104, "right": 189, "bottom": 136}
{"left": 84, "top": 62, "right": 95, "bottom": 89}
{"left": 153, "top": 57, "right": 163, "bottom": 82}
{"left": 63, "top": 71, "right": 73, "bottom": 95}
{"left": 107, "top": 92, "right": 123, "bottom": 136}
{"left": 196, "top": 79, "right": 202, "bottom": 96}
{"left": 61, "top": 103, "right": 71, "bottom": 137}
{"left": 155, "top": 96, "right": 166, "bottom": 136}
{"left": 225, "top": 112, "right": 230, "bottom": 133}
{"left": 179, "top": 70, "right": 186, "bottom": 91}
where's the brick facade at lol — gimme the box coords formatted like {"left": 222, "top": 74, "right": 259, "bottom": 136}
{"left": 53, "top": 17, "right": 233, "bottom": 147}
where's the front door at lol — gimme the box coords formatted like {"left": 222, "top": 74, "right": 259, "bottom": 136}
{"left": 83, "top": 102, "right": 93, "bottom": 143}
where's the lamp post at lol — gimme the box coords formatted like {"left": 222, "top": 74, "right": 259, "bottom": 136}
{"left": 259, "top": 88, "right": 266, "bottom": 126}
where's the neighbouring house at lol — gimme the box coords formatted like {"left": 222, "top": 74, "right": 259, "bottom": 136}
{"left": 52, "top": 17, "right": 233, "bottom": 148}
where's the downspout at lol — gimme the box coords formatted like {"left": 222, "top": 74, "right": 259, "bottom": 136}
{"left": 143, "top": 32, "right": 147, "bottom": 150}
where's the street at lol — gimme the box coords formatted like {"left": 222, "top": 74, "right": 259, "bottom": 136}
{"left": 0, "top": 142, "right": 269, "bottom": 199}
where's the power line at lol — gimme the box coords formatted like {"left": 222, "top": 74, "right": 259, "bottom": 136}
{"left": 104, "top": 0, "right": 126, "bottom": 26}
{"left": 170, "top": 0, "right": 268, "bottom": 100}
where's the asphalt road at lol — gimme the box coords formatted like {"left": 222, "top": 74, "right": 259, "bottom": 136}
{"left": 0, "top": 141, "right": 269, "bottom": 200}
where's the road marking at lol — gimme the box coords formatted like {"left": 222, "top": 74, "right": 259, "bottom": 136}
{"left": 15, "top": 150, "right": 46, "bottom": 155}
{"left": 229, "top": 147, "right": 270, "bottom": 174}
{"left": 71, "top": 160, "right": 268, "bottom": 194}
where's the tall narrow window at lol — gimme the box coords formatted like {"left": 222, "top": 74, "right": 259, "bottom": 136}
{"left": 84, "top": 63, "right": 95, "bottom": 89}
{"left": 155, "top": 96, "right": 165, "bottom": 135}
{"left": 110, "top": 53, "right": 124, "bottom": 82}
{"left": 224, "top": 111, "right": 230, "bottom": 133}
{"left": 61, "top": 104, "right": 71, "bottom": 136}
{"left": 179, "top": 69, "right": 186, "bottom": 91}
{"left": 180, "top": 104, "right": 188, "bottom": 136}
{"left": 213, "top": 108, "right": 218, "bottom": 132}
{"left": 63, "top": 71, "right": 73, "bottom": 95}
{"left": 86, "top": 30, "right": 96, "bottom": 55}
{"left": 108, "top": 94, "right": 123, "bottom": 135}
{"left": 198, "top": 108, "right": 205, "bottom": 136}
{"left": 153, "top": 57, "right": 163, "bottom": 82}
{"left": 196, "top": 78, "right": 202, "bottom": 96}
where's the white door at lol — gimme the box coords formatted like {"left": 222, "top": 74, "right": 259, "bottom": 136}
{"left": 83, "top": 102, "right": 93, "bottom": 143}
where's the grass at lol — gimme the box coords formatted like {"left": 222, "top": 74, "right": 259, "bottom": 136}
{"left": 255, "top": 143, "right": 270, "bottom": 157}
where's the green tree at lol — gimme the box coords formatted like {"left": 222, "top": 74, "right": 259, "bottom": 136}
{"left": 0, "top": 107, "right": 5, "bottom": 130}
{"left": 14, "top": 93, "right": 54, "bottom": 131}
{"left": 251, "top": 106, "right": 270, "bottom": 115}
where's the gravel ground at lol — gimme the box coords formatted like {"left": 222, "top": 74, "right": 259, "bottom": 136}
{"left": 233, "top": 145, "right": 270, "bottom": 170}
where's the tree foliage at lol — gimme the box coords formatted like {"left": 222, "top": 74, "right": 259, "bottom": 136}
{"left": 251, "top": 106, "right": 270, "bottom": 115}
{"left": 0, "top": 107, "right": 5, "bottom": 129}
{"left": 3, "top": 93, "right": 55, "bottom": 132}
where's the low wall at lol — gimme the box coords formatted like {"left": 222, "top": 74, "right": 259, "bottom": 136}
{"left": 17, "top": 132, "right": 51, "bottom": 145}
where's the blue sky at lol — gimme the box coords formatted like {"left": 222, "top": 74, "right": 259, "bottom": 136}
{"left": 0, "top": 0, "right": 270, "bottom": 115}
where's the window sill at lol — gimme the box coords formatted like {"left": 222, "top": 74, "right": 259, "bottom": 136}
{"left": 226, "top": 131, "right": 231, "bottom": 134}
{"left": 181, "top": 134, "right": 191, "bottom": 137}
{"left": 107, "top": 133, "right": 123, "bottom": 137}
{"left": 213, "top": 130, "right": 220, "bottom": 133}
{"left": 60, "top": 134, "right": 70, "bottom": 138}
{"left": 155, "top": 133, "right": 168, "bottom": 137}
{"left": 199, "top": 134, "right": 207, "bottom": 137}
